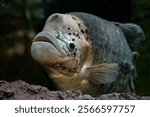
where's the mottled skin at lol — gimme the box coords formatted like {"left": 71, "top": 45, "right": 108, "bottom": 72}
{"left": 71, "top": 13, "right": 133, "bottom": 65}
{"left": 31, "top": 12, "right": 135, "bottom": 96}
{"left": 70, "top": 13, "right": 134, "bottom": 94}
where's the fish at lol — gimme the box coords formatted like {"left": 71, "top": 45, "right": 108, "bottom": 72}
{"left": 31, "top": 12, "right": 145, "bottom": 96}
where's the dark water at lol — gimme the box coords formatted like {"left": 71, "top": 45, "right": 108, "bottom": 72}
{"left": 0, "top": 0, "right": 149, "bottom": 96}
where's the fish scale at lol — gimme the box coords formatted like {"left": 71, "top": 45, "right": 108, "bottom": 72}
{"left": 31, "top": 12, "right": 145, "bottom": 96}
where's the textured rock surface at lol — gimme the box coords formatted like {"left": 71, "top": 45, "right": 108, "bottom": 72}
{"left": 0, "top": 80, "right": 149, "bottom": 100}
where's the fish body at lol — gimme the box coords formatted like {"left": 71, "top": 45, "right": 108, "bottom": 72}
{"left": 31, "top": 12, "right": 145, "bottom": 96}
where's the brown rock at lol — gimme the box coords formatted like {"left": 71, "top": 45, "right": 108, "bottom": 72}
{"left": 0, "top": 80, "right": 149, "bottom": 100}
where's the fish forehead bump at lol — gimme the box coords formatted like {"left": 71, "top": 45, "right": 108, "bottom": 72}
{"left": 64, "top": 14, "right": 87, "bottom": 31}
{"left": 43, "top": 13, "right": 65, "bottom": 31}
{"left": 44, "top": 13, "right": 86, "bottom": 32}
{"left": 46, "top": 13, "right": 83, "bottom": 25}
{"left": 46, "top": 13, "right": 65, "bottom": 23}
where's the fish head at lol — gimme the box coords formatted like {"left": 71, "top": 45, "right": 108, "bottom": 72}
{"left": 31, "top": 13, "right": 92, "bottom": 78}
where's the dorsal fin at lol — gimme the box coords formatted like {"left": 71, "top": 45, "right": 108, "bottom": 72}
{"left": 113, "top": 22, "right": 145, "bottom": 47}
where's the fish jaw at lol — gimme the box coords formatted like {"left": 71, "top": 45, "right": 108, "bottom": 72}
{"left": 31, "top": 31, "right": 69, "bottom": 65}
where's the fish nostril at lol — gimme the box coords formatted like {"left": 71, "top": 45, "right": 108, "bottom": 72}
{"left": 69, "top": 43, "right": 75, "bottom": 50}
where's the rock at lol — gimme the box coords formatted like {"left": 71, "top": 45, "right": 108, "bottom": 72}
{"left": 0, "top": 80, "right": 149, "bottom": 100}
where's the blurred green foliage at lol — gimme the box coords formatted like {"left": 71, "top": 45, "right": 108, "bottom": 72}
{"left": 0, "top": 0, "right": 149, "bottom": 95}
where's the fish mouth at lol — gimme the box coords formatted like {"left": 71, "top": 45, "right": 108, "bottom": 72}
{"left": 31, "top": 31, "right": 77, "bottom": 64}
{"left": 33, "top": 31, "right": 67, "bottom": 57}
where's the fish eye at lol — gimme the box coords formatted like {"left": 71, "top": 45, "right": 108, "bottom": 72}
{"left": 68, "top": 42, "right": 75, "bottom": 50}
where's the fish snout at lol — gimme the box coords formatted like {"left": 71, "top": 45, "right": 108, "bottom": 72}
{"left": 31, "top": 31, "right": 67, "bottom": 59}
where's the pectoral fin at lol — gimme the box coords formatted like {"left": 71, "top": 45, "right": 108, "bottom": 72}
{"left": 82, "top": 63, "right": 119, "bottom": 84}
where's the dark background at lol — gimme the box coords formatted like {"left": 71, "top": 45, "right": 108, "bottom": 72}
{"left": 0, "top": 0, "right": 149, "bottom": 96}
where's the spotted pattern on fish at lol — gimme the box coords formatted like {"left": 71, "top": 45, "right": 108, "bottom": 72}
{"left": 31, "top": 12, "right": 144, "bottom": 96}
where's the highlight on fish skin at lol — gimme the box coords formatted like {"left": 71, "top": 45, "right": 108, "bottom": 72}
{"left": 31, "top": 12, "right": 145, "bottom": 96}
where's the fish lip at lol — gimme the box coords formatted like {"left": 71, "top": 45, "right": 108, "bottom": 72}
{"left": 33, "top": 31, "right": 67, "bottom": 57}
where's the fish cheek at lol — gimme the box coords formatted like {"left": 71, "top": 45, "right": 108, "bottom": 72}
{"left": 49, "top": 59, "right": 79, "bottom": 78}
{"left": 76, "top": 40, "right": 92, "bottom": 67}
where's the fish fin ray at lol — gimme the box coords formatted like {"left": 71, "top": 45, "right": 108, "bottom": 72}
{"left": 82, "top": 63, "right": 119, "bottom": 84}
{"left": 113, "top": 22, "right": 145, "bottom": 46}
